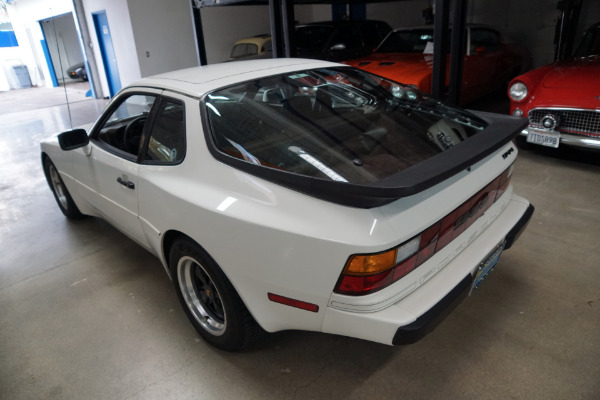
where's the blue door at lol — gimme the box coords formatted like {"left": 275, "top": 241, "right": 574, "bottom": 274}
{"left": 92, "top": 11, "right": 121, "bottom": 97}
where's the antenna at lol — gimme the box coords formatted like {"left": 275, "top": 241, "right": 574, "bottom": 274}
{"left": 50, "top": 8, "right": 74, "bottom": 129}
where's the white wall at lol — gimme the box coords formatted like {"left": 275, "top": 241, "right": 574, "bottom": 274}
{"left": 82, "top": 0, "right": 141, "bottom": 96}
{"left": 201, "top": 5, "right": 272, "bottom": 64}
{"left": 367, "top": 0, "right": 427, "bottom": 28}
{"left": 5, "top": 0, "right": 74, "bottom": 88}
{"left": 295, "top": 4, "right": 331, "bottom": 24}
{"left": 201, "top": 4, "right": 333, "bottom": 64}
{"left": 127, "top": 0, "right": 199, "bottom": 77}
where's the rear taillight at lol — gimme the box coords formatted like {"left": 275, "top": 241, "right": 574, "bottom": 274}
{"left": 334, "top": 164, "right": 514, "bottom": 296}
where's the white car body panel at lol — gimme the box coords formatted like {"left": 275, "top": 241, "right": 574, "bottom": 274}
{"left": 40, "top": 59, "right": 532, "bottom": 346}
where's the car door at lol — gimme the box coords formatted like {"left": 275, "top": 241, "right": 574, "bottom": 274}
{"left": 135, "top": 95, "right": 188, "bottom": 255}
{"left": 71, "top": 90, "right": 161, "bottom": 247}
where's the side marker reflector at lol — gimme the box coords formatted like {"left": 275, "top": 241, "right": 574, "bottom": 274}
{"left": 268, "top": 293, "right": 319, "bottom": 313}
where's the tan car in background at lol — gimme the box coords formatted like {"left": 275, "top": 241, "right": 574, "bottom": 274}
{"left": 229, "top": 34, "right": 272, "bottom": 61}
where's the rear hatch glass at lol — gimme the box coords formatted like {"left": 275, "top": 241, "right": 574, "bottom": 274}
{"left": 203, "top": 67, "right": 524, "bottom": 208}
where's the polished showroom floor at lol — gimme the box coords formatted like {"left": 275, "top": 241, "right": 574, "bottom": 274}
{"left": 1, "top": 86, "right": 599, "bottom": 400}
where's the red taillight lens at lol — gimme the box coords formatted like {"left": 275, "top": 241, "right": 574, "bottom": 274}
{"left": 334, "top": 164, "right": 514, "bottom": 296}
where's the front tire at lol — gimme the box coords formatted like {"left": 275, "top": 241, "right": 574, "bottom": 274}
{"left": 169, "top": 238, "right": 261, "bottom": 351}
{"left": 43, "top": 157, "right": 84, "bottom": 219}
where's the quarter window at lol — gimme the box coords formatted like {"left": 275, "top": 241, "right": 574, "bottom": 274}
{"left": 144, "top": 99, "right": 186, "bottom": 163}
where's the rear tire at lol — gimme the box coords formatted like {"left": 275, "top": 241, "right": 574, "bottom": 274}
{"left": 169, "top": 237, "right": 261, "bottom": 351}
{"left": 43, "top": 157, "right": 84, "bottom": 219}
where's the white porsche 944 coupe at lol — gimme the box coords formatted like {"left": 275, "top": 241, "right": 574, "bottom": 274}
{"left": 41, "top": 59, "right": 533, "bottom": 351}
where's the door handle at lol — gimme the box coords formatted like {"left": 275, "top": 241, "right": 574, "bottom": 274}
{"left": 117, "top": 176, "right": 135, "bottom": 189}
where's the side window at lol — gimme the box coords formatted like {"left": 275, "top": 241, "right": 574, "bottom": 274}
{"left": 471, "top": 29, "right": 501, "bottom": 53}
{"left": 231, "top": 43, "right": 258, "bottom": 58}
{"left": 96, "top": 94, "right": 156, "bottom": 157}
{"left": 144, "top": 99, "right": 186, "bottom": 163}
{"left": 331, "top": 26, "right": 362, "bottom": 49}
{"left": 360, "top": 23, "right": 381, "bottom": 49}
{"left": 263, "top": 39, "right": 272, "bottom": 52}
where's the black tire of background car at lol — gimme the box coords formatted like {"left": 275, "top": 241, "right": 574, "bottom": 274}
{"left": 169, "top": 237, "right": 262, "bottom": 351}
{"left": 43, "top": 157, "right": 85, "bottom": 219}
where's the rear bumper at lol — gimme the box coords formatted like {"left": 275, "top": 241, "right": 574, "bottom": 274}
{"left": 321, "top": 196, "right": 534, "bottom": 345}
{"left": 393, "top": 202, "right": 534, "bottom": 344}
{"left": 392, "top": 204, "right": 533, "bottom": 344}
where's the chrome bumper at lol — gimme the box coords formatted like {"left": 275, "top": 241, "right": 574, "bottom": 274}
{"left": 520, "top": 127, "right": 600, "bottom": 150}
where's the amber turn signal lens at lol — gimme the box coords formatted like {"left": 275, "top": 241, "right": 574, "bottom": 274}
{"left": 345, "top": 249, "right": 397, "bottom": 276}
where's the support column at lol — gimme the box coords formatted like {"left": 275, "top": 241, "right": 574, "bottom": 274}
{"left": 447, "top": 0, "right": 467, "bottom": 106}
{"left": 269, "top": 0, "right": 284, "bottom": 58}
{"left": 191, "top": 0, "right": 208, "bottom": 66}
{"left": 282, "top": 0, "right": 296, "bottom": 57}
{"left": 431, "top": 0, "right": 449, "bottom": 100}
{"left": 71, "top": 0, "right": 103, "bottom": 98}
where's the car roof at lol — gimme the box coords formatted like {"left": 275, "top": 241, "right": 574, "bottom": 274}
{"left": 233, "top": 35, "right": 271, "bottom": 47}
{"left": 129, "top": 58, "right": 340, "bottom": 98}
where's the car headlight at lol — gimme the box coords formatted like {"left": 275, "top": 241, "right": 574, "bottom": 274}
{"left": 509, "top": 82, "right": 528, "bottom": 102}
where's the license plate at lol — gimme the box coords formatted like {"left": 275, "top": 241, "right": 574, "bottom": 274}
{"left": 471, "top": 243, "right": 505, "bottom": 292}
{"left": 526, "top": 129, "right": 560, "bottom": 148}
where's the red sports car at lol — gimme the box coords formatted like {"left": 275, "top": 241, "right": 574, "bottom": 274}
{"left": 345, "top": 25, "right": 530, "bottom": 105}
{"left": 508, "top": 22, "right": 600, "bottom": 150}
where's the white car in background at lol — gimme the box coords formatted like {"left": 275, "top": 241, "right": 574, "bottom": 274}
{"left": 41, "top": 59, "right": 533, "bottom": 351}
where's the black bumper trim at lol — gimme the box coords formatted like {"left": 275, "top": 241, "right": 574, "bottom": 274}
{"left": 504, "top": 203, "right": 534, "bottom": 250}
{"left": 392, "top": 202, "right": 534, "bottom": 345}
{"left": 392, "top": 274, "right": 473, "bottom": 345}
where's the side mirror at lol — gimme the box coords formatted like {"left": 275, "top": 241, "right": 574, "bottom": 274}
{"left": 330, "top": 43, "right": 346, "bottom": 51}
{"left": 475, "top": 46, "right": 486, "bottom": 54}
{"left": 58, "top": 128, "right": 89, "bottom": 151}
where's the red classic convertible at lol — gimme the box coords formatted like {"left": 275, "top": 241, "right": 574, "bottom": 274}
{"left": 508, "top": 22, "right": 600, "bottom": 150}
{"left": 344, "top": 25, "right": 530, "bottom": 105}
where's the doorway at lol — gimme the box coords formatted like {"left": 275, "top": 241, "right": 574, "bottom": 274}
{"left": 92, "top": 11, "right": 121, "bottom": 97}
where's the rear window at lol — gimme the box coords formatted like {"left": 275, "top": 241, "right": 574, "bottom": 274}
{"left": 204, "top": 68, "right": 486, "bottom": 185}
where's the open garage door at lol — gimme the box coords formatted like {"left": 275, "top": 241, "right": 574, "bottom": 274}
{"left": 39, "top": 12, "right": 89, "bottom": 91}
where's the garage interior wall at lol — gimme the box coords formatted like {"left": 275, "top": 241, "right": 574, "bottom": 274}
{"left": 81, "top": 0, "right": 140, "bottom": 97}
{"left": 3, "top": 0, "right": 73, "bottom": 88}
{"left": 6, "top": 0, "right": 600, "bottom": 93}
{"left": 201, "top": 4, "right": 332, "bottom": 64}
{"left": 127, "top": 0, "right": 199, "bottom": 78}
{"left": 468, "top": 0, "right": 600, "bottom": 68}
{"left": 366, "top": 0, "right": 427, "bottom": 28}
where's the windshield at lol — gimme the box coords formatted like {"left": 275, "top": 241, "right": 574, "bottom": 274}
{"left": 376, "top": 29, "right": 441, "bottom": 53}
{"left": 204, "top": 68, "right": 486, "bottom": 185}
{"left": 573, "top": 25, "right": 600, "bottom": 57}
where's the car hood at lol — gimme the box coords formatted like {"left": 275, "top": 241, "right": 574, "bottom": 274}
{"left": 520, "top": 56, "right": 600, "bottom": 109}
{"left": 542, "top": 56, "right": 600, "bottom": 89}
{"left": 346, "top": 53, "right": 434, "bottom": 83}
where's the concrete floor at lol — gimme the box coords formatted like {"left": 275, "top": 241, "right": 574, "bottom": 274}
{"left": 1, "top": 87, "right": 599, "bottom": 400}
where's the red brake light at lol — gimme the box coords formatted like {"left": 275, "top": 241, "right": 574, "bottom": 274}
{"left": 334, "top": 164, "right": 514, "bottom": 296}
